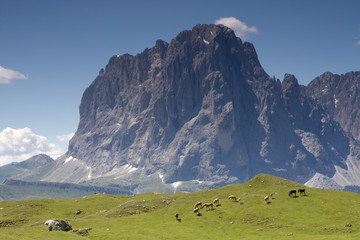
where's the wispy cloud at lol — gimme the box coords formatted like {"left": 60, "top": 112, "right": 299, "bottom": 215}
{"left": 56, "top": 133, "right": 75, "bottom": 142}
{"left": 214, "top": 17, "right": 259, "bottom": 40}
{"left": 0, "top": 127, "right": 62, "bottom": 166}
{"left": 0, "top": 66, "right": 27, "bottom": 84}
{"left": 357, "top": 40, "right": 360, "bottom": 46}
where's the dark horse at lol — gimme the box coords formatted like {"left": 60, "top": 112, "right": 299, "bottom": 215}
{"left": 298, "top": 189, "right": 306, "bottom": 195}
{"left": 289, "top": 190, "right": 297, "bottom": 197}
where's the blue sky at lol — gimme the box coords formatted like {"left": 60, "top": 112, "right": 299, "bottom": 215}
{"left": 0, "top": 0, "right": 359, "bottom": 165}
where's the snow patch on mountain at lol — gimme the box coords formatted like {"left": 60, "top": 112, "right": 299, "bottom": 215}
{"left": 64, "top": 156, "right": 77, "bottom": 164}
{"left": 158, "top": 173, "right": 165, "bottom": 184}
{"left": 124, "top": 164, "right": 138, "bottom": 173}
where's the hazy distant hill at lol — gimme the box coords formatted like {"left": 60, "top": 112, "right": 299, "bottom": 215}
{"left": 0, "top": 179, "right": 130, "bottom": 201}
{"left": 0, "top": 154, "right": 53, "bottom": 182}
{"left": 0, "top": 154, "right": 131, "bottom": 201}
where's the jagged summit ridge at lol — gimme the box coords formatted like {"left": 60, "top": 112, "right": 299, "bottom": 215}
{"left": 306, "top": 71, "right": 360, "bottom": 141}
{"left": 30, "top": 24, "right": 360, "bottom": 193}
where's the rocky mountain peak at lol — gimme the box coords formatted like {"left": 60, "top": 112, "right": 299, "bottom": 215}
{"left": 172, "top": 24, "right": 239, "bottom": 45}
{"left": 306, "top": 71, "right": 360, "bottom": 141}
{"left": 33, "top": 24, "right": 360, "bottom": 193}
{"left": 282, "top": 73, "right": 299, "bottom": 87}
{"left": 282, "top": 73, "right": 300, "bottom": 104}
{"left": 16, "top": 154, "right": 54, "bottom": 169}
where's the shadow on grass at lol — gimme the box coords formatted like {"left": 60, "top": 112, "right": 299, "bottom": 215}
{"left": 206, "top": 208, "right": 215, "bottom": 211}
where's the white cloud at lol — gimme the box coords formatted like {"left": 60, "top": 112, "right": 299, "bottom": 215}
{"left": 0, "top": 65, "right": 27, "bottom": 84}
{"left": 214, "top": 17, "right": 259, "bottom": 40}
{"left": 56, "top": 133, "right": 75, "bottom": 142}
{"left": 0, "top": 127, "right": 62, "bottom": 166}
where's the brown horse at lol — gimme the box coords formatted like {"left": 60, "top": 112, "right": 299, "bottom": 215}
{"left": 228, "top": 195, "right": 237, "bottom": 201}
{"left": 289, "top": 190, "right": 297, "bottom": 197}
{"left": 298, "top": 189, "right": 306, "bottom": 195}
{"left": 194, "top": 201, "right": 202, "bottom": 209}
{"left": 213, "top": 198, "right": 220, "bottom": 206}
{"left": 193, "top": 207, "right": 200, "bottom": 215}
{"left": 204, "top": 202, "right": 214, "bottom": 210}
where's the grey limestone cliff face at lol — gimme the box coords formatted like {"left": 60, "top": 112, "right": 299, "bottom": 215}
{"left": 67, "top": 24, "right": 263, "bottom": 185}
{"left": 40, "top": 24, "right": 355, "bottom": 192}
{"left": 306, "top": 71, "right": 360, "bottom": 141}
{"left": 304, "top": 71, "right": 360, "bottom": 188}
{"left": 281, "top": 74, "right": 349, "bottom": 174}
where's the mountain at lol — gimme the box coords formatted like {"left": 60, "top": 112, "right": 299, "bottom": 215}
{"left": 0, "top": 154, "right": 130, "bottom": 200}
{"left": 304, "top": 71, "right": 360, "bottom": 188}
{"left": 0, "top": 154, "right": 54, "bottom": 182}
{"left": 306, "top": 71, "right": 360, "bottom": 142}
{"left": 17, "top": 24, "right": 360, "bottom": 193}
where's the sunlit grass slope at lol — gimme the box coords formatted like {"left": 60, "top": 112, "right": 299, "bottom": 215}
{"left": 0, "top": 174, "right": 359, "bottom": 239}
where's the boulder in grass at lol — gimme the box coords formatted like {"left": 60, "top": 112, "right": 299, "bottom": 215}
{"left": 44, "top": 219, "right": 72, "bottom": 231}
{"left": 73, "top": 227, "right": 92, "bottom": 236}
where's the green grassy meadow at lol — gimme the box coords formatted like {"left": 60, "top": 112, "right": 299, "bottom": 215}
{"left": 0, "top": 174, "right": 359, "bottom": 239}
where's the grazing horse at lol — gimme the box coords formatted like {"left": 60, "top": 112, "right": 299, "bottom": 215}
{"left": 298, "top": 189, "right": 306, "bottom": 195}
{"left": 193, "top": 207, "right": 200, "bottom": 215}
{"left": 204, "top": 202, "right": 214, "bottom": 210}
{"left": 228, "top": 195, "right": 237, "bottom": 201}
{"left": 213, "top": 198, "right": 220, "bottom": 206}
{"left": 194, "top": 201, "right": 202, "bottom": 209}
{"left": 175, "top": 213, "right": 181, "bottom": 222}
{"left": 289, "top": 190, "right": 297, "bottom": 197}
{"left": 264, "top": 195, "right": 270, "bottom": 203}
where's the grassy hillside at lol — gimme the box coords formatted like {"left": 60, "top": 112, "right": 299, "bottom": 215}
{"left": 0, "top": 174, "right": 359, "bottom": 239}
